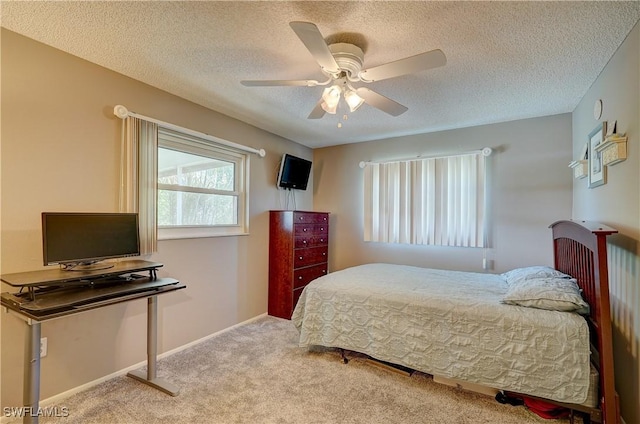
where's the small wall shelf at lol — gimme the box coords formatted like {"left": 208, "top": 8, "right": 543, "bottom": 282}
{"left": 569, "top": 160, "right": 588, "bottom": 179}
{"left": 595, "top": 135, "right": 627, "bottom": 166}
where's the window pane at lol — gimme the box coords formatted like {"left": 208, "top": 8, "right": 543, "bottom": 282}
{"left": 158, "top": 147, "right": 235, "bottom": 191}
{"left": 158, "top": 190, "right": 238, "bottom": 226}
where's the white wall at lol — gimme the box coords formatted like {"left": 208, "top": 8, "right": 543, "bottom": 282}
{"left": 313, "top": 114, "right": 573, "bottom": 274}
{"left": 0, "top": 29, "right": 312, "bottom": 408}
{"left": 572, "top": 21, "right": 640, "bottom": 424}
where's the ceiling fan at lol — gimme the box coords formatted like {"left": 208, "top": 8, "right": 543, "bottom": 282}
{"left": 241, "top": 21, "right": 446, "bottom": 119}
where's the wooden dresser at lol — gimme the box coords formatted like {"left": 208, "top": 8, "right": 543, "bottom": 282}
{"left": 268, "top": 210, "right": 329, "bottom": 319}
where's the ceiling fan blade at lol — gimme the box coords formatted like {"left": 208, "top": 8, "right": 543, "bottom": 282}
{"left": 241, "top": 79, "right": 321, "bottom": 87}
{"left": 307, "top": 99, "right": 326, "bottom": 119}
{"left": 359, "top": 49, "right": 446, "bottom": 82}
{"left": 355, "top": 87, "right": 408, "bottom": 116}
{"left": 289, "top": 21, "right": 340, "bottom": 75}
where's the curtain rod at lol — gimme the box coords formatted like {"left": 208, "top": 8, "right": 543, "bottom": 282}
{"left": 113, "top": 105, "right": 266, "bottom": 157}
{"left": 358, "top": 147, "right": 492, "bottom": 168}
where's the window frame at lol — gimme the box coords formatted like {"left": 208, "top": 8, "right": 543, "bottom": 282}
{"left": 157, "top": 128, "right": 250, "bottom": 240}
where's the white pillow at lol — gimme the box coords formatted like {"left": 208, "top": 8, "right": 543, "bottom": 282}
{"left": 501, "top": 266, "right": 572, "bottom": 286}
{"left": 501, "top": 276, "right": 589, "bottom": 314}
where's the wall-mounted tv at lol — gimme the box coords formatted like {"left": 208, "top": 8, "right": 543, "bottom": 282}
{"left": 42, "top": 212, "right": 140, "bottom": 270}
{"left": 277, "top": 153, "right": 312, "bottom": 190}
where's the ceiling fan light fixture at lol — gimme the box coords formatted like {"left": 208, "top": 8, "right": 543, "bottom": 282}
{"left": 322, "top": 85, "right": 341, "bottom": 104}
{"left": 320, "top": 100, "right": 337, "bottom": 114}
{"left": 321, "top": 85, "right": 341, "bottom": 114}
{"left": 344, "top": 89, "right": 364, "bottom": 112}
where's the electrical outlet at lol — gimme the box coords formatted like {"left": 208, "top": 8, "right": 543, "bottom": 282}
{"left": 482, "top": 259, "right": 494, "bottom": 271}
{"left": 40, "top": 337, "right": 47, "bottom": 358}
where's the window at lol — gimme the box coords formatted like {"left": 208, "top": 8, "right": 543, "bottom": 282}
{"left": 363, "top": 152, "right": 487, "bottom": 247}
{"left": 157, "top": 128, "right": 249, "bottom": 239}
{"left": 119, "top": 111, "right": 261, "bottom": 252}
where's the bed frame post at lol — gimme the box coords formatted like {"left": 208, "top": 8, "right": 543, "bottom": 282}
{"left": 592, "top": 226, "right": 619, "bottom": 424}
{"left": 550, "top": 220, "right": 619, "bottom": 424}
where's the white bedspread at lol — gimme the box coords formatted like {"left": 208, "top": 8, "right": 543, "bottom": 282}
{"left": 291, "top": 263, "right": 590, "bottom": 404}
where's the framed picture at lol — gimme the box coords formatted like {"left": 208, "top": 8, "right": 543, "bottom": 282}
{"left": 588, "top": 121, "right": 607, "bottom": 188}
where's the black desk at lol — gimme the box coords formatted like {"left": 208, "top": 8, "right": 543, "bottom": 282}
{"left": 1, "top": 260, "right": 186, "bottom": 424}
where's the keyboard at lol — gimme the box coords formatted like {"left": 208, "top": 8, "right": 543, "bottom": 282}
{"left": 15, "top": 278, "right": 179, "bottom": 312}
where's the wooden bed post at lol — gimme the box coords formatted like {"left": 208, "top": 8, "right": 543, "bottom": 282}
{"left": 550, "top": 220, "right": 619, "bottom": 424}
{"left": 592, "top": 225, "right": 619, "bottom": 424}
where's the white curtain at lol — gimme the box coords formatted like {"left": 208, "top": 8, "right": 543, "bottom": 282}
{"left": 120, "top": 117, "right": 158, "bottom": 254}
{"left": 363, "top": 153, "right": 486, "bottom": 247}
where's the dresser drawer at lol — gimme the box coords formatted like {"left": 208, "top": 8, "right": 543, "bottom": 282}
{"left": 294, "top": 246, "right": 328, "bottom": 268}
{"left": 294, "top": 263, "right": 328, "bottom": 289}
{"left": 294, "top": 223, "right": 328, "bottom": 236}
{"left": 293, "top": 212, "right": 329, "bottom": 224}
{"left": 294, "top": 233, "right": 329, "bottom": 248}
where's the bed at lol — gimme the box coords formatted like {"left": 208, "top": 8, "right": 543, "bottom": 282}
{"left": 291, "top": 220, "right": 619, "bottom": 423}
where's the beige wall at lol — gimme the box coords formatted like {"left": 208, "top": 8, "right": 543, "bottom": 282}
{"left": 0, "top": 30, "right": 312, "bottom": 408}
{"left": 572, "top": 21, "right": 640, "bottom": 424}
{"left": 313, "top": 114, "right": 573, "bottom": 274}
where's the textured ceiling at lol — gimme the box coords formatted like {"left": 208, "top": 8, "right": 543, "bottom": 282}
{"left": 2, "top": 1, "right": 639, "bottom": 148}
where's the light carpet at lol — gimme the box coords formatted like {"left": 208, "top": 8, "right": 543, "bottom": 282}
{"left": 30, "top": 316, "right": 580, "bottom": 423}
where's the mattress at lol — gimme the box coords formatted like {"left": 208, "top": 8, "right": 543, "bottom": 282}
{"left": 291, "top": 263, "right": 591, "bottom": 404}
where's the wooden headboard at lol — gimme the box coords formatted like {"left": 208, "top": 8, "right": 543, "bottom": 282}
{"left": 550, "top": 220, "right": 619, "bottom": 424}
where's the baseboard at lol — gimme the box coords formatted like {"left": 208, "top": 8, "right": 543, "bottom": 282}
{"left": 16, "top": 313, "right": 268, "bottom": 412}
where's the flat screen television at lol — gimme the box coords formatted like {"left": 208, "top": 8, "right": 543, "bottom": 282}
{"left": 42, "top": 212, "right": 140, "bottom": 270}
{"left": 277, "top": 154, "right": 312, "bottom": 190}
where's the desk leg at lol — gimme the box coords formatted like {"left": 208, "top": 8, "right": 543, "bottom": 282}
{"left": 23, "top": 321, "right": 41, "bottom": 424}
{"left": 127, "top": 296, "right": 179, "bottom": 396}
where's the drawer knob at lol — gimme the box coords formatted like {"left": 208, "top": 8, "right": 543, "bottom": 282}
{"left": 320, "top": 238, "right": 325, "bottom": 242}
{"left": 298, "top": 276, "right": 303, "bottom": 280}
{"left": 303, "top": 228, "right": 308, "bottom": 232}
{"left": 303, "top": 240, "right": 307, "bottom": 244}
{"left": 299, "top": 256, "right": 303, "bottom": 260}
{"left": 322, "top": 252, "right": 326, "bottom": 256}
{"left": 320, "top": 227, "right": 324, "bottom": 231}
{"left": 299, "top": 216, "right": 304, "bottom": 220}
{"left": 322, "top": 270, "right": 327, "bottom": 274}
